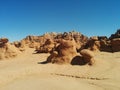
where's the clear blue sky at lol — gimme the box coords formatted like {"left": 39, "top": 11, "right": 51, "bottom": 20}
{"left": 0, "top": 0, "right": 120, "bottom": 42}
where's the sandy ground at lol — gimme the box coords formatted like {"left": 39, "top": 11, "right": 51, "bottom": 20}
{"left": 0, "top": 48, "right": 120, "bottom": 90}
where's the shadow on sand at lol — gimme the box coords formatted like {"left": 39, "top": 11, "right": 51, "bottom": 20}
{"left": 71, "top": 56, "right": 87, "bottom": 65}
{"left": 38, "top": 61, "right": 48, "bottom": 64}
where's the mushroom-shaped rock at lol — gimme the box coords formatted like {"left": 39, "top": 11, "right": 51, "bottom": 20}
{"left": 80, "top": 49, "right": 95, "bottom": 65}
{"left": 0, "top": 38, "right": 9, "bottom": 43}
{"left": 0, "top": 38, "right": 9, "bottom": 47}
{"left": 46, "top": 39, "right": 79, "bottom": 64}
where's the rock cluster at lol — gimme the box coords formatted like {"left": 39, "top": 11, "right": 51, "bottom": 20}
{"left": 1, "top": 29, "right": 120, "bottom": 65}
{"left": 84, "top": 30, "right": 120, "bottom": 52}
{"left": 30, "top": 30, "right": 120, "bottom": 53}
{"left": 47, "top": 39, "right": 79, "bottom": 64}
{"left": 15, "top": 31, "right": 88, "bottom": 53}
{"left": 45, "top": 39, "right": 95, "bottom": 65}
{"left": 84, "top": 36, "right": 112, "bottom": 52}
{"left": 109, "top": 29, "right": 120, "bottom": 52}
{"left": 109, "top": 29, "right": 120, "bottom": 39}
{"left": 37, "top": 30, "right": 120, "bottom": 65}
{"left": 35, "top": 39, "right": 55, "bottom": 53}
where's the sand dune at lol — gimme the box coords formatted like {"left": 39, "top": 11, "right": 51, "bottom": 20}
{"left": 0, "top": 48, "right": 120, "bottom": 90}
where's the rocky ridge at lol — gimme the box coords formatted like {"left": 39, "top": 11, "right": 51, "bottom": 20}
{"left": 0, "top": 30, "right": 120, "bottom": 65}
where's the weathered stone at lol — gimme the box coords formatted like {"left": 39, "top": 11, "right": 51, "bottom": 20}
{"left": 111, "top": 38, "right": 120, "bottom": 52}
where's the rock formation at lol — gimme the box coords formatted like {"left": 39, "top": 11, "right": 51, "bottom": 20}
{"left": 39, "top": 29, "right": 120, "bottom": 65}
{"left": 84, "top": 36, "right": 112, "bottom": 52}
{"left": 109, "top": 30, "right": 120, "bottom": 52}
{"left": 0, "top": 38, "right": 21, "bottom": 59}
{"left": 80, "top": 49, "right": 95, "bottom": 65}
{"left": 33, "top": 31, "right": 88, "bottom": 53}
{"left": 111, "top": 38, "right": 120, "bottom": 52}
{"left": 46, "top": 39, "right": 79, "bottom": 64}
{"left": 44, "top": 39, "right": 95, "bottom": 66}
{"left": 109, "top": 29, "right": 120, "bottom": 39}
{"left": 84, "top": 36, "right": 100, "bottom": 51}
{"left": 35, "top": 39, "right": 55, "bottom": 53}
{"left": 1, "top": 29, "right": 120, "bottom": 65}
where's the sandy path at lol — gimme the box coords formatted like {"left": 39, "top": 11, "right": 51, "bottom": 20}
{"left": 0, "top": 48, "right": 120, "bottom": 90}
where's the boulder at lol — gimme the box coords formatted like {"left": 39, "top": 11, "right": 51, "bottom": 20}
{"left": 80, "top": 49, "right": 95, "bottom": 65}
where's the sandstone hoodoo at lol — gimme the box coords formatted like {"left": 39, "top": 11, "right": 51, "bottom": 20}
{"left": 45, "top": 39, "right": 95, "bottom": 66}
{"left": 0, "top": 38, "right": 9, "bottom": 44}
{"left": 34, "top": 31, "right": 88, "bottom": 53}
{"left": 109, "top": 29, "right": 120, "bottom": 39}
{"left": 111, "top": 38, "right": 120, "bottom": 52}
{"left": 1, "top": 30, "right": 120, "bottom": 61}
{"left": 80, "top": 49, "right": 95, "bottom": 65}
{"left": 38, "top": 29, "right": 120, "bottom": 66}
{"left": 46, "top": 39, "right": 79, "bottom": 64}
{"left": 21, "top": 33, "right": 57, "bottom": 49}
{"left": 36, "top": 38, "right": 55, "bottom": 53}
{"left": 109, "top": 30, "right": 120, "bottom": 52}
{"left": 84, "top": 36, "right": 100, "bottom": 51}
{"left": 84, "top": 35, "right": 120, "bottom": 52}
{"left": 0, "top": 38, "right": 21, "bottom": 59}
{"left": 0, "top": 38, "right": 9, "bottom": 48}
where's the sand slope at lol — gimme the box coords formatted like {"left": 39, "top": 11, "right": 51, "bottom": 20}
{"left": 0, "top": 48, "right": 120, "bottom": 90}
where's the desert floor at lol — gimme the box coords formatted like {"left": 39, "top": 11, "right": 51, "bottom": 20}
{"left": 0, "top": 48, "right": 120, "bottom": 90}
